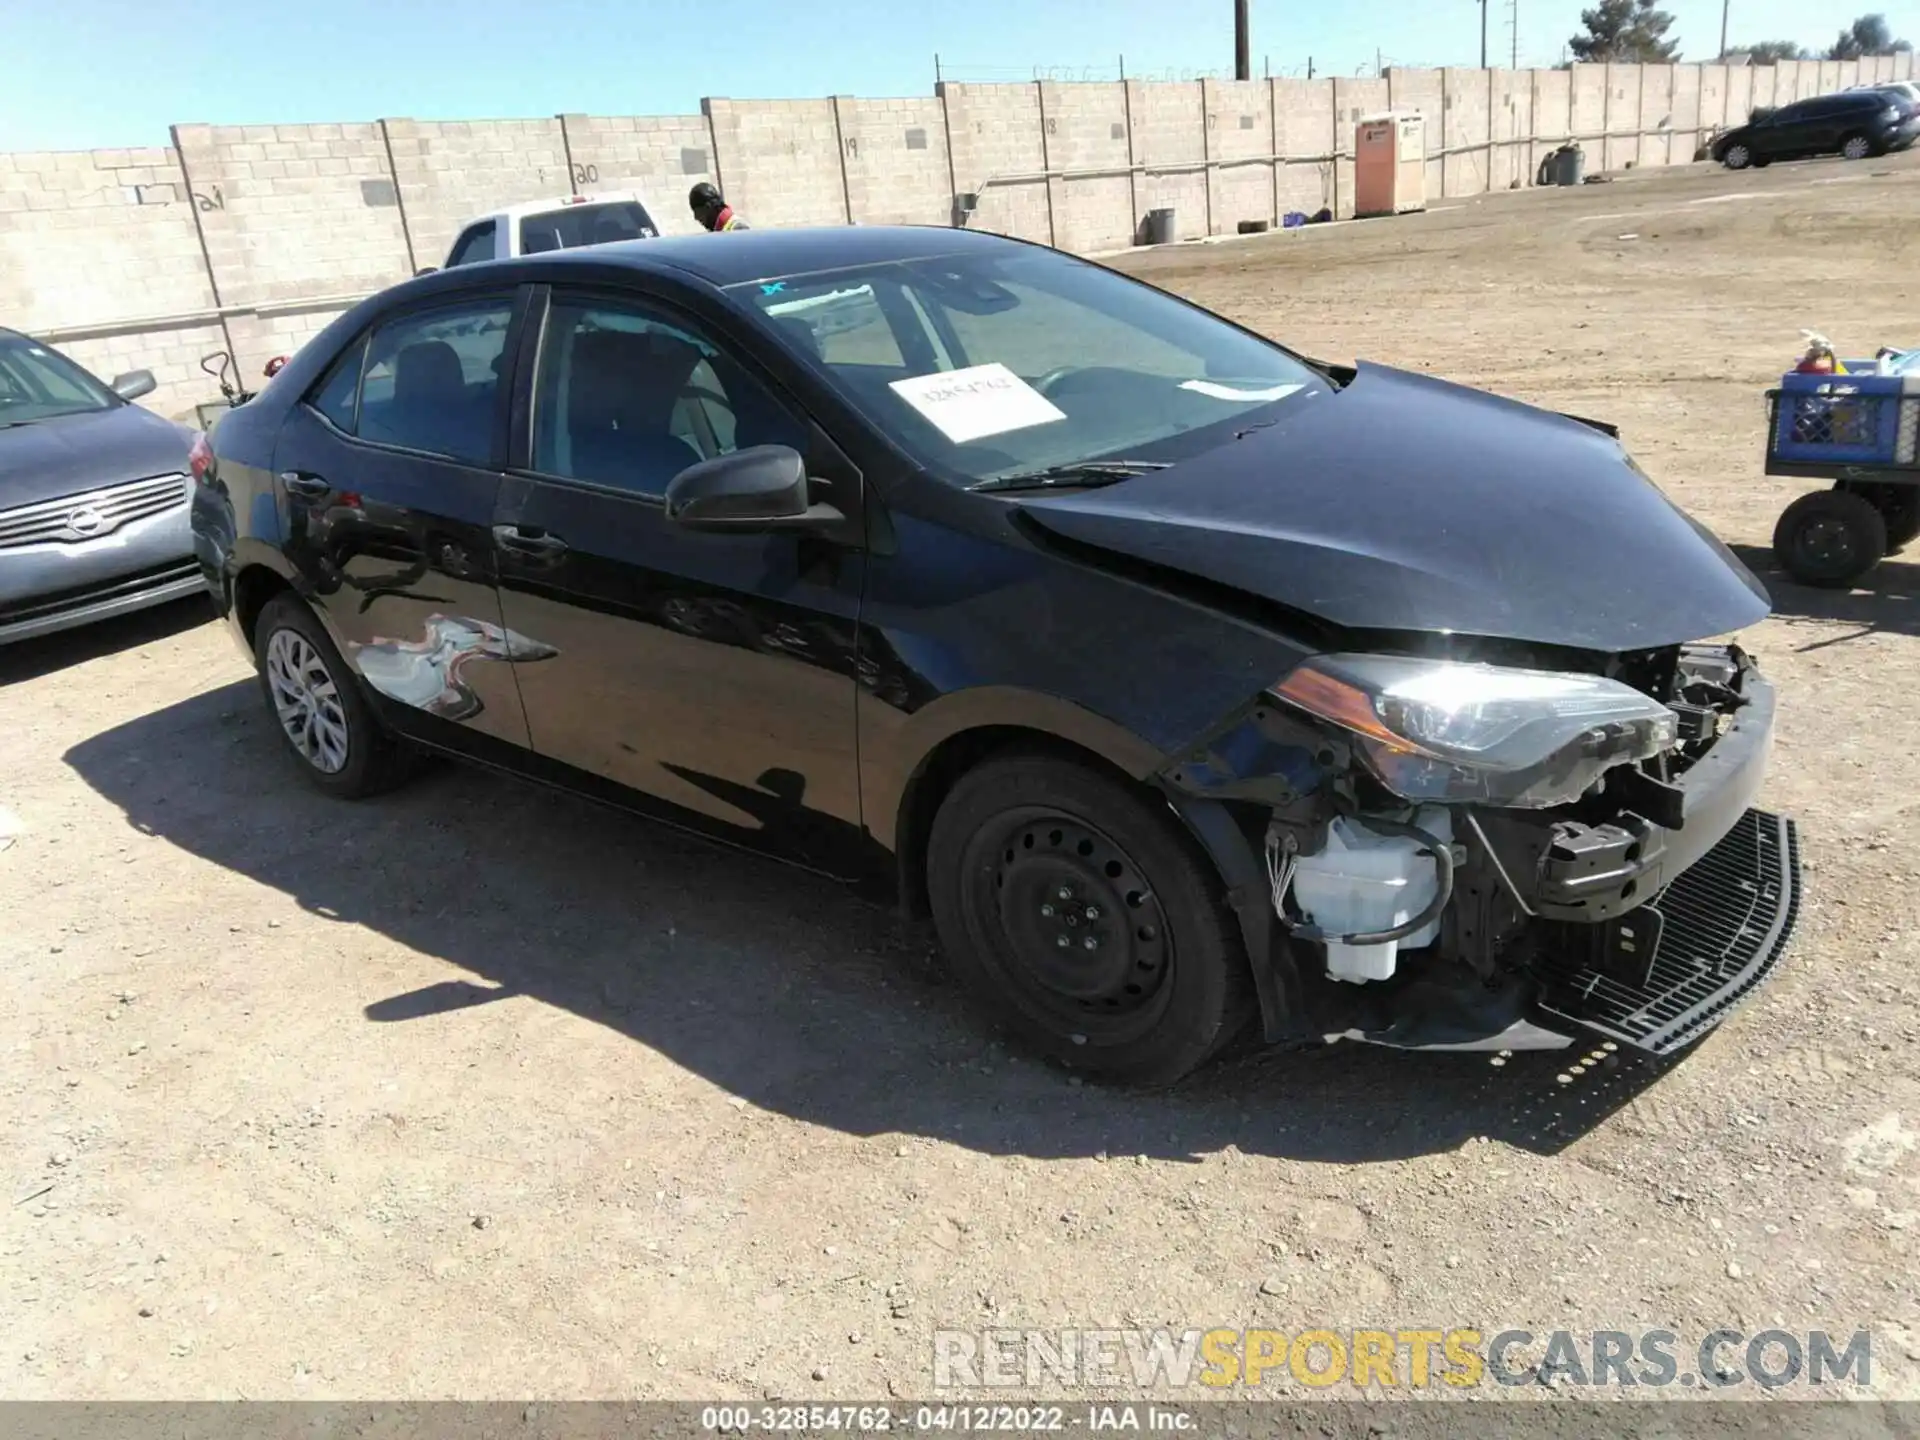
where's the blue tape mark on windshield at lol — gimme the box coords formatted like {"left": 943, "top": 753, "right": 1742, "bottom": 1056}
{"left": 760, "top": 282, "right": 787, "bottom": 296}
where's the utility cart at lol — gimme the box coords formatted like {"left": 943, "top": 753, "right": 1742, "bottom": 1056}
{"left": 1767, "top": 363, "right": 1920, "bottom": 587}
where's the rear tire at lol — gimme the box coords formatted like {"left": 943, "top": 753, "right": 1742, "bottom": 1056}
{"left": 1841, "top": 132, "right": 1874, "bottom": 161}
{"left": 1773, "top": 488, "right": 1887, "bottom": 588}
{"left": 254, "top": 592, "right": 416, "bottom": 798}
{"left": 926, "top": 752, "right": 1253, "bottom": 1086}
{"left": 1842, "top": 479, "right": 1920, "bottom": 552}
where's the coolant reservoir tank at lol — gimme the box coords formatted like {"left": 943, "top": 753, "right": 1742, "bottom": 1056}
{"left": 1290, "top": 809, "right": 1452, "bottom": 984}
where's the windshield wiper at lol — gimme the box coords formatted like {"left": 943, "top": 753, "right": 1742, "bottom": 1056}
{"left": 967, "top": 460, "right": 1171, "bottom": 494}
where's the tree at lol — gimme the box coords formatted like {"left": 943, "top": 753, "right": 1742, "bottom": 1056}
{"left": 1568, "top": 0, "right": 1682, "bottom": 64}
{"left": 1828, "top": 14, "right": 1912, "bottom": 60}
{"left": 1730, "top": 41, "right": 1809, "bottom": 64}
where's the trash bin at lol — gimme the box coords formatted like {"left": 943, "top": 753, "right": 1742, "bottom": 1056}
{"left": 1144, "top": 207, "right": 1175, "bottom": 245}
{"left": 1554, "top": 144, "right": 1585, "bottom": 186}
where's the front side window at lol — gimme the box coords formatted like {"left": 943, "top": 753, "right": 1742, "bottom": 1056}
{"left": 352, "top": 298, "right": 514, "bottom": 466}
{"left": 0, "top": 333, "right": 118, "bottom": 426}
{"left": 445, "top": 222, "right": 498, "bottom": 268}
{"left": 531, "top": 296, "right": 805, "bottom": 497}
{"left": 519, "top": 202, "right": 658, "bottom": 256}
{"left": 731, "top": 247, "right": 1325, "bottom": 486}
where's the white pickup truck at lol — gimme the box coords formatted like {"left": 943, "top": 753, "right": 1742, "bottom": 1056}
{"left": 435, "top": 192, "right": 662, "bottom": 270}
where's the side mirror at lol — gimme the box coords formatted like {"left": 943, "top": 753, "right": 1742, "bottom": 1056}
{"left": 264, "top": 355, "right": 289, "bottom": 378}
{"left": 111, "top": 369, "right": 157, "bottom": 401}
{"left": 664, "top": 446, "right": 845, "bottom": 533}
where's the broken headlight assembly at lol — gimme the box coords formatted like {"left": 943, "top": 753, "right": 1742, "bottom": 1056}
{"left": 1271, "top": 653, "right": 1679, "bottom": 809}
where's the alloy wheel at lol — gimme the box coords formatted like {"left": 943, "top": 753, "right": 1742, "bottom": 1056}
{"left": 1843, "top": 136, "right": 1873, "bottom": 160}
{"left": 1725, "top": 144, "right": 1751, "bottom": 169}
{"left": 265, "top": 627, "right": 351, "bottom": 774}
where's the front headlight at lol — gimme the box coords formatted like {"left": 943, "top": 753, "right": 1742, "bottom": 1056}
{"left": 1271, "top": 654, "right": 1679, "bottom": 809}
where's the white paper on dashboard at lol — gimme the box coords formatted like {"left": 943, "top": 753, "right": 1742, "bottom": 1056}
{"left": 1178, "top": 379, "right": 1306, "bottom": 402}
{"left": 888, "top": 363, "right": 1068, "bottom": 444}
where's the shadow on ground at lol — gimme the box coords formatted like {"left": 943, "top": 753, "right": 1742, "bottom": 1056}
{"left": 65, "top": 682, "right": 1686, "bottom": 1165}
{"left": 1729, "top": 542, "right": 1920, "bottom": 645}
{"left": 0, "top": 595, "right": 214, "bottom": 684}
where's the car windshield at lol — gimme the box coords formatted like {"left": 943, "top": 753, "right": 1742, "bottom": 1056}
{"left": 519, "top": 201, "right": 659, "bottom": 254}
{"left": 0, "top": 333, "right": 119, "bottom": 426}
{"left": 728, "top": 247, "right": 1327, "bottom": 485}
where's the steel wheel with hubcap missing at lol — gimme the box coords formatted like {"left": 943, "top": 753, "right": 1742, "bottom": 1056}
{"left": 1773, "top": 487, "right": 1887, "bottom": 588}
{"left": 965, "top": 810, "right": 1177, "bottom": 1046}
{"left": 926, "top": 752, "right": 1252, "bottom": 1085}
{"left": 266, "top": 627, "right": 350, "bottom": 774}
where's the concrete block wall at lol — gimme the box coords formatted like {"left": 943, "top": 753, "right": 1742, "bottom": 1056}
{"left": 1039, "top": 82, "right": 1133, "bottom": 253}
{"left": 1442, "top": 68, "right": 1491, "bottom": 198}
{"left": 1203, "top": 79, "right": 1275, "bottom": 237}
{"left": 1280, "top": 78, "right": 1341, "bottom": 220}
{"left": 13, "top": 53, "right": 1917, "bottom": 419}
{"left": 1528, "top": 68, "right": 1573, "bottom": 177}
{"left": 1128, "top": 82, "right": 1209, "bottom": 242}
{"left": 1634, "top": 66, "right": 1669, "bottom": 170}
{"left": 559, "top": 113, "right": 715, "bottom": 236}
{"left": 1489, "top": 70, "right": 1533, "bottom": 191}
{"left": 937, "top": 82, "right": 1049, "bottom": 244}
{"left": 386, "top": 117, "right": 570, "bottom": 267}
{"left": 0, "top": 146, "right": 226, "bottom": 417}
{"left": 704, "top": 98, "right": 848, "bottom": 229}
{"left": 1387, "top": 69, "right": 1446, "bottom": 197}
{"left": 1669, "top": 64, "right": 1703, "bottom": 163}
{"left": 835, "top": 97, "right": 952, "bottom": 228}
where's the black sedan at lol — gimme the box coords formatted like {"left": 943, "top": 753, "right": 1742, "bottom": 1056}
{"left": 192, "top": 226, "right": 1800, "bottom": 1083}
{"left": 1713, "top": 89, "right": 1920, "bottom": 168}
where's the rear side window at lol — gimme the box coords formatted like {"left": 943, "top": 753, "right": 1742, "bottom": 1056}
{"left": 307, "top": 337, "right": 366, "bottom": 432}
{"left": 445, "top": 222, "right": 498, "bottom": 268}
{"left": 518, "top": 201, "right": 658, "bottom": 255}
{"left": 334, "top": 299, "right": 515, "bottom": 466}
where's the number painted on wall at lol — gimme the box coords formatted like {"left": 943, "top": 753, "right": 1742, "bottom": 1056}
{"left": 193, "top": 187, "right": 225, "bottom": 212}
{"left": 572, "top": 162, "right": 599, "bottom": 186}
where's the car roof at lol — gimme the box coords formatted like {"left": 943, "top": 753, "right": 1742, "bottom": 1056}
{"left": 489, "top": 192, "right": 646, "bottom": 220}
{"left": 520, "top": 224, "right": 1026, "bottom": 288}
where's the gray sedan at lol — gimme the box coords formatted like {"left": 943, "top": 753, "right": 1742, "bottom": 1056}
{"left": 0, "top": 329, "right": 201, "bottom": 644}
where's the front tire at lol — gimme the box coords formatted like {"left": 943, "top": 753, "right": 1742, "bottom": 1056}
{"left": 926, "top": 752, "right": 1253, "bottom": 1085}
{"left": 254, "top": 592, "right": 414, "bottom": 798}
{"left": 1722, "top": 143, "right": 1752, "bottom": 170}
{"left": 1773, "top": 488, "right": 1887, "bottom": 588}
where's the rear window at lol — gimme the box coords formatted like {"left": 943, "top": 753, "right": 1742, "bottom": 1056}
{"left": 518, "top": 201, "right": 658, "bottom": 255}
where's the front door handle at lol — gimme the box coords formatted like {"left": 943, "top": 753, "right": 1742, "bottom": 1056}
{"left": 279, "top": 471, "right": 330, "bottom": 499}
{"left": 492, "top": 524, "right": 569, "bottom": 556}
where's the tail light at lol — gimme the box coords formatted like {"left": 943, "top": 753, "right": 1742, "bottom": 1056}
{"left": 188, "top": 430, "right": 214, "bottom": 483}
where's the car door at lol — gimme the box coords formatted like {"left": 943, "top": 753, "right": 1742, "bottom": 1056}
{"left": 491, "top": 284, "right": 869, "bottom": 872}
{"left": 1754, "top": 101, "right": 1805, "bottom": 160}
{"left": 271, "top": 288, "right": 535, "bottom": 752}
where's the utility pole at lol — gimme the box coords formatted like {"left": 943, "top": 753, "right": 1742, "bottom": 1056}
{"left": 1477, "top": 0, "right": 1489, "bottom": 68}
{"left": 1234, "top": 0, "right": 1251, "bottom": 81}
{"left": 1719, "top": 0, "right": 1730, "bottom": 59}
{"left": 1509, "top": 0, "right": 1519, "bottom": 69}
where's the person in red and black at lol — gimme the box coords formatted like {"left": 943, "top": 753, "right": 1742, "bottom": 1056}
{"left": 689, "top": 183, "right": 749, "bottom": 232}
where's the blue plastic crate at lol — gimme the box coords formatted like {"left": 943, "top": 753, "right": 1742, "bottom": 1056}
{"left": 1768, "top": 367, "right": 1920, "bottom": 471}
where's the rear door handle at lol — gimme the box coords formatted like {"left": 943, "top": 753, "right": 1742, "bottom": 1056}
{"left": 492, "top": 524, "right": 569, "bottom": 556}
{"left": 278, "top": 471, "right": 330, "bottom": 499}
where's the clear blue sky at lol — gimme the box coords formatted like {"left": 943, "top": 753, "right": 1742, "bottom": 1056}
{"left": 5, "top": 0, "right": 1907, "bottom": 151}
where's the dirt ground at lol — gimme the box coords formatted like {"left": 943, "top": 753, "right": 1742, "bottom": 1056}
{"left": 4, "top": 153, "right": 1920, "bottom": 1404}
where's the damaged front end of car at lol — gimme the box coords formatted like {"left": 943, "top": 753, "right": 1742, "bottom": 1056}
{"left": 1161, "top": 640, "right": 1800, "bottom": 1057}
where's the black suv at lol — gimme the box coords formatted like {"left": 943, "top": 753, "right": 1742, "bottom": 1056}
{"left": 1714, "top": 89, "right": 1920, "bottom": 169}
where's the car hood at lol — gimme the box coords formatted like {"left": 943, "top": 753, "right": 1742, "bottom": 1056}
{"left": 0, "top": 405, "right": 193, "bottom": 510}
{"left": 1017, "top": 362, "right": 1770, "bottom": 653}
